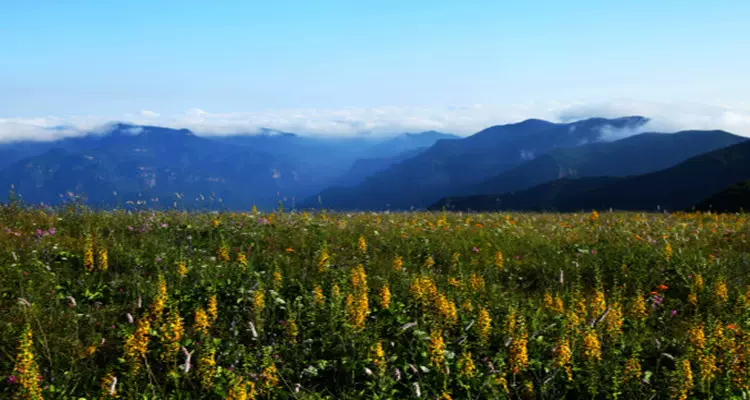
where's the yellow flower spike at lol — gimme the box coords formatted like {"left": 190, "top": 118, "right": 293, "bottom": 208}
{"left": 372, "top": 341, "right": 386, "bottom": 375}
{"left": 236, "top": 252, "right": 248, "bottom": 270}
{"left": 161, "top": 308, "right": 183, "bottom": 363}
{"left": 461, "top": 298, "right": 474, "bottom": 313}
{"left": 604, "top": 302, "right": 624, "bottom": 341}
{"left": 217, "top": 246, "right": 230, "bottom": 263}
{"left": 622, "top": 355, "right": 642, "bottom": 386}
{"left": 253, "top": 291, "right": 265, "bottom": 315}
{"left": 392, "top": 255, "right": 404, "bottom": 272}
{"left": 378, "top": 284, "right": 391, "bottom": 310}
{"left": 581, "top": 329, "right": 602, "bottom": 362}
{"left": 331, "top": 284, "right": 341, "bottom": 300}
{"left": 13, "top": 324, "right": 43, "bottom": 400}
{"left": 457, "top": 351, "right": 477, "bottom": 378}
{"left": 313, "top": 285, "right": 325, "bottom": 307}
{"left": 272, "top": 270, "right": 283, "bottom": 291}
{"left": 713, "top": 279, "right": 728, "bottom": 304}
{"left": 100, "top": 371, "right": 118, "bottom": 398}
{"left": 674, "top": 359, "right": 694, "bottom": 400}
{"left": 193, "top": 307, "right": 210, "bottom": 336}
{"left": 317, "top": 247, "right": 330, "bottom": 273}
{"left": 84, "top": 236, "right": 95, "bottom": 272}
{"left": 150, "top": 275, "right": 168, "bottom": 323}
{"left": 207, "top": 295, "right": 218, "bottom": 324}
{"left": 428, "top": 330, "right": 446, "bottom": 370}
{"left": 357, "top": 235, "right": 367, "bottom": 253}
{"left": 197, "top": 347, "right": 217, "bottom": 389}
{"left": 97, "top": 247, "right": 109, "bottom": 271}
{"left": 476, "top": 306, "right": 492, "bottom": 345}
{"left": 123, "top": 317, "right": 151, "bottom": 376}
{"left": 553, "top": 337, "right": 573, "bottom": 381}
{"left": 510, "top": 332, "right": 529, "bottom": 375}
{"left": 494, "top": 250, "right": 504, "bottom": 271}
{"left": 630, "top": 294, "right": 648, "bottom": 320}
{"left": 176, "top": 261, "right": 188, "bottom": 278}
{"left": 469, "top": 273, "right": 485, "bottom": 292}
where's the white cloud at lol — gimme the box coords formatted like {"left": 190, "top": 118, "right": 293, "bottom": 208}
{"left": 140, "top": 110, "right": 160, "bottom": 118}
{"left": 1, "top": 99, "right": 750, "bottom": 143}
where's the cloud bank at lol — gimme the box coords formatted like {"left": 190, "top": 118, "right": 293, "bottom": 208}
{"left": 1, "top": 100, "right": 750, "bottom": 143}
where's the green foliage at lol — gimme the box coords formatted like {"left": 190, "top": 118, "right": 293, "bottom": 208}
{"left": 1, "top": 207, "right": 750, "bottom": 399}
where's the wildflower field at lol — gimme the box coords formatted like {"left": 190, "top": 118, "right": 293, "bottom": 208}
{"left": 2, "top": 204, "right": 750, "bottom": 399}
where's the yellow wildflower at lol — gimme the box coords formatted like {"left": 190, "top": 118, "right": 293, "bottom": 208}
{"left": 622, "top": 355, "right": 642, "bottom": 386}
{"left": 100, "top": 371, "right": 118, "bottom": 398}
{"left": 590, "top": 210, "right": 600, "bottom": 223}
{"left": 13, "top": 324, "right": 43, "bottom": 400}
{"left": 357, "top": 235, "right": 367, "bottom": 253}
{"left": 379, "top": 284, "right": 391, "bottom": 310}
{"left": 429, "top": 330, "right": 446, "bottom": 369}
{"left": 198, "top": 347, "right": 217, "bottom": 389}
{"left": 207, "top": 295, "right": 218, "bottom": 324}
{"left": 372, "top": 341, "right": 386, "bottom": 375}
{"left": 218, "top": 246, "right": 230, "bottom": 263}
{"left": 151, "top": 275, "right": 168, "bottom": 323}
{"left": 317, "top": 247, "right": 330, "bottom": 273}
{"left": 97, "top": 248, "right": 109, "bottom": 271}
{"left": 713, "top": 279, "right": 728, "bottom": 303}
{"left": 237, "top": 253, "right": 248, "bottom": 270}
{"left": 392, "top": 255, "right": 404, "bottom": 272}
{"left": 604, "top": 301, "right": 624, "bottom": 341}
{"left": 272, "top": 270, "right": 283, "bottom": 290}
{"left": 469, "top": 273, "right": 485, "bottom": 292}
{"left": 313, "top": 285, "right": 325, "bottom": 307}
{"left": 674, "top": 359, "right": 694, "bottom": 400}
{"left": 193, "top": 307, "right": 210, "bottom": 336}
{"left": 510, "top": 332, "right": 529, "bottom": 375}
{"left": 161, "top": 308, "right": 183, "bottom": 362}
{"left": 477, "top": 307, "right": 492, "bottom": 344}
{"left": 176, "top": 261, "right": 187, "bottom": 278}
{"left": 630, "top": 295, "right": 648, "bottom": 320}
{"left": 590, "top": 289, "right": 606, "bottom": 319}
{"left": 424, "top": 255, "right": 435, "bottom": 269}
{"left": 435, "top": 293, "right": 457, "bottom": 326}
{"left": 253, "top": 291, "right": 265, "bottom": 315}
{"left": 457, "top": 351, "right": 476, "bottom": 378}
{"left": 553, "top": 337, "right": 573, "bottom": 381}
{"left": 495, "top": 250, "right": 504, "bottom": 271}
{"left": 331, "top": 284, "right": 341, "bottom": 300}
{"left": 123, "top": 317, "right": 151, "bottom": 375}
{"left": 582, "top": 329, "right": 601, "bottom": 362}
{"left": 84, "top": 236, "right": 95, "bottom": 272}
{"left": 664, "top": 242, "right": 673, "bottom": 262}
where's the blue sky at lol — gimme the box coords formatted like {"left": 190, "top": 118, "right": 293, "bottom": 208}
{"left": 1, "top": 0, "right": 750, "bottom": 138}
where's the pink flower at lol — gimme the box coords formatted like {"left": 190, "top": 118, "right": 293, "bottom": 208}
{"left": 472, "top": 247, "right": 479, "bottom": 253}
{"left": 7, "top": 375, "right": 17, "bottom": 384}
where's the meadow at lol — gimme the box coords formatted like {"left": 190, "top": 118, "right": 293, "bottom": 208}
{"left": 1, "top": 201, "right": 749, "bottom": 399}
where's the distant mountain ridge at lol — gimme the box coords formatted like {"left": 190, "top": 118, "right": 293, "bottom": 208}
{"left": 432, "top": 138, "right": 750, "bottom": 212}
{"left": 0, "top": 124, "right": 455, "bottom": 209}
{"left": 466, "top": 129, "right": 746, "bottom": 196}
{"left": 307, "top": 116, "right": 649, "bottom": 210}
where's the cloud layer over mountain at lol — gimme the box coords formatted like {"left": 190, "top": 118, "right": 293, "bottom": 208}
{"left": 2, "top": 100, "right": 750, "bottom": 142}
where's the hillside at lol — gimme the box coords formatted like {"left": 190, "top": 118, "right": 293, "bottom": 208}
{"left": 469, "top": 130, "right": 747, "bottom": 196}
{"left": 432, "top": 139, "right": 750, "bottom": 212}
{"left": 309, "top": 116, "right": 648, "bottom": 210}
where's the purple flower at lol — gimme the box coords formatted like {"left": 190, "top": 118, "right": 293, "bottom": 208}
{"left": 591, "top": 249, "right": 597, "bottom": 255}
{"left": 48, "top": 227, "right": 56, "bottom": 236}
{"left": 160, "top": 223, "right": 168, "bottom": 228}
{"left": 671, "top": 310, "right": 678, "bottom": 316}
{"left": 156, "top": 257, "right": 162, "bottom": 262}
{"left": 7, "top": 375, "right": 17, "bottom": 384}
{"left": 35, "top": 229, "right": 43, "bottom": 237}
{"left": 472, "top": 247, "right": 479, "bottom": 253}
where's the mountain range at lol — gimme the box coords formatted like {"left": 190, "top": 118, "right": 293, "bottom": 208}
{"left": 0, "top": 124, "right": 455, "bottom": 209}
{"left": 1, "top": 117, "right": 749, "bottom": 212}
{"left": 432, "top": 138, "right": 750, "bottom": 212}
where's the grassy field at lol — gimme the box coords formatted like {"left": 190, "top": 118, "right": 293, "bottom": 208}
{"left": 1, "top": 203, "right": 749, "bottom": 399}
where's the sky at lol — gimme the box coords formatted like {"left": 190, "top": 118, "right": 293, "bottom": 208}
{"left": 1, "top": 0, "right": 750, "bottom": 140}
